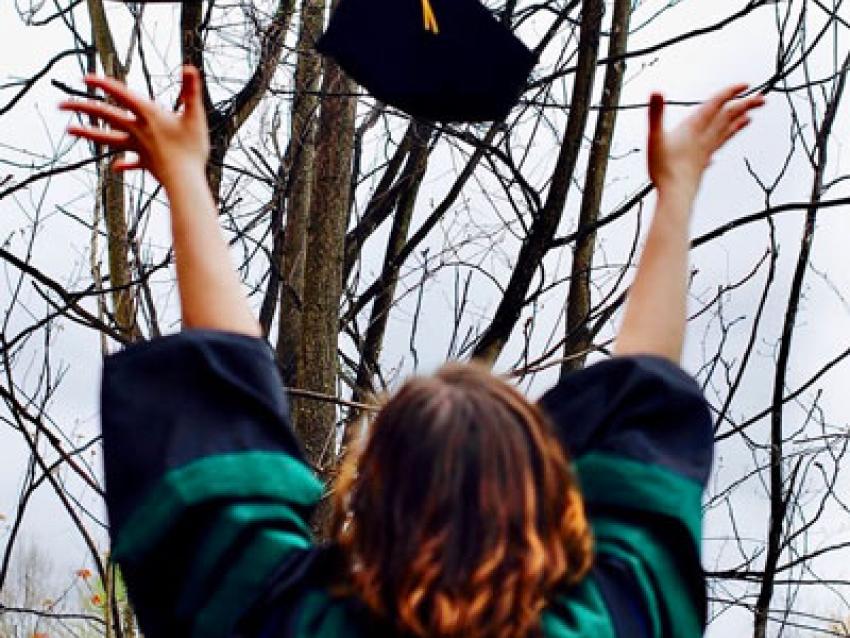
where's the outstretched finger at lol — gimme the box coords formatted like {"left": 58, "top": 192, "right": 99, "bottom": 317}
{"left": 83, "top": 75, "right": 151, "bottom": 121}
{"left": 693, "top": 83, "right": 750, "bottom": 128}
{"left": 60, "top": 99, "right": 137, "bottom": 131}
{"left": 67, "top": 125, "right": 131, "bottom": 149}
{"left": 718, "top": 115, "right": 753, "bottom": 147}
{"left": 726, "top": 94, "right": 766, "bottom": 121}
{"left": 708, "top": 94, "right": 765, "bottom": 141}
{"left": 112, "top": 155, "right": 144, "bottom": 173}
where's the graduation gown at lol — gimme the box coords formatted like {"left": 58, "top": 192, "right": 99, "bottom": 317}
{"left": 101, "top": 330, "right": 713, "bottom": 637}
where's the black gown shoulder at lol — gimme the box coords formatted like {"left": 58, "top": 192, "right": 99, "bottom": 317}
{"left": 101, "top": 331, "right": 323, "bottom": 637}
{"left": 101, "top": 333, "right": 711, "bottom": 638}
{"left": 539, "top": 355, "right": 714, "bottom": 638}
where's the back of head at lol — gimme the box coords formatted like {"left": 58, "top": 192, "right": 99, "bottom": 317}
{"left": 331, "top": 362, "right": 592, "bottom": 638}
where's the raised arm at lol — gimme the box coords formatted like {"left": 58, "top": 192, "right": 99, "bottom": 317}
{"left": 60, "top": 66, "right": 261, "bottom": 338}
{"left": 614, "top": 85, "right": 765, "bottom": 362}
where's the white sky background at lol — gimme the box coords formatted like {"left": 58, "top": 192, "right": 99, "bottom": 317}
{"left": 1, "top": 0, "right": 850, "bottom": 635}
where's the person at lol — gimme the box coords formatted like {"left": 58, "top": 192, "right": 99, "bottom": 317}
{"left": 60, "top": 67, "right": 764, "bottom": 638}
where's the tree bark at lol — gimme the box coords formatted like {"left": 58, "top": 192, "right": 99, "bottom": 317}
{"left": 341, "top": 124, "right": 431, "bottom": 454}
{"left": 275, "top": 0, "right": 325, "bottom": 384}
{"left": 293, "top": 54, "right": 357, "bottom": 468}
{"left": 343, "top": 122, "right": 418, "bottom": 282}
{"left": 87, "top": 0, "right": 138, "bottom": 342}
{"left": 184, "top": 0, "right": 297, "bottom": 199}
{"left": 562, "top": 0, "right": 631, "bottom": 375}
{"left": 472, "top": 0, "right": 604, "bottom": 366}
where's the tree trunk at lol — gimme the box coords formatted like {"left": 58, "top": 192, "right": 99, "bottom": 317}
{"left": 88, "top": 0, "right": 138, "bottom": 342}
{"left": 183, "top": 0, "right": 297, "bottom": 200}
{"left": 342, "top": 121, "right": 418, "bottom": 282}
{"left": 562, "top": 0, "right": 631, "bottom": 375}
{"left": 340, "top": 124, "right": 431, "bottom": 454}
{"left": 293, "top": 55, "right": 357, "bottom": 469}
{"left": 472, "top": 0, "right": 604, "bottom": 366}
{"left": 275, "top": 0, "right": 325, "bottom": 385}
{"left": 179, "top": 2, "right": 221, "bottom": 195}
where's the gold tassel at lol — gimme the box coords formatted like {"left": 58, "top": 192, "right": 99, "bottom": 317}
{"left": 421, "top": 0, "right": 440, "bottom": 34}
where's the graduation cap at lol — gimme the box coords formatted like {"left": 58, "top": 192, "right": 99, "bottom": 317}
{"left": 316, "top": 0, "right": 536, "bottom": 122}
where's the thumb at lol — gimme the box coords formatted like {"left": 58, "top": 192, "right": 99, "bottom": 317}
{"left": 648, "top": 92, "right": 665, "bottom": 147}
{"left": 647, "top": 93, "right": 665, "bottom": 182}
{"left": 178, "top": 65, "right": 204, "bottom": 119}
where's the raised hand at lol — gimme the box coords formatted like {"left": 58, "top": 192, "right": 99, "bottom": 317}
{"left": 60, "top": 65, "right": 209, "bottom": 189}
{"left": 615, "top": 85, "right": 766, "bottom": 362}
{"left": 648, "top": 84, "right": 766, "bottom": 200}
{"left": 59, "top": 66, "right": 260, "bottom": 337}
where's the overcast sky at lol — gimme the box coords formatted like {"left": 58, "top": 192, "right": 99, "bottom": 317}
{"left": 2, "top": 0, "right": 850, "bottom": 634}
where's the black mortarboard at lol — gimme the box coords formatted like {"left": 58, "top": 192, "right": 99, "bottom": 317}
{"left": 315, "top": 0, "right": 536, "bottom": 122}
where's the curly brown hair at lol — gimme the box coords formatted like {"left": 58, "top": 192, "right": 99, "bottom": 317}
{"left": 330, "top": 362, "right": 593, "bottom": 638}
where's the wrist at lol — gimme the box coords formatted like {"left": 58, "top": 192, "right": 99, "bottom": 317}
{"left": 656, "top": 180, "right": 698, "bottom": 211}
{"left": 161, "top": 163, "right": 217, "bottom": 223}
{"left": 653, "top": 190, "right": 696, "bottom": 234}
{"left": 161, "top": 162, "right": 209, "bottom": 198}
